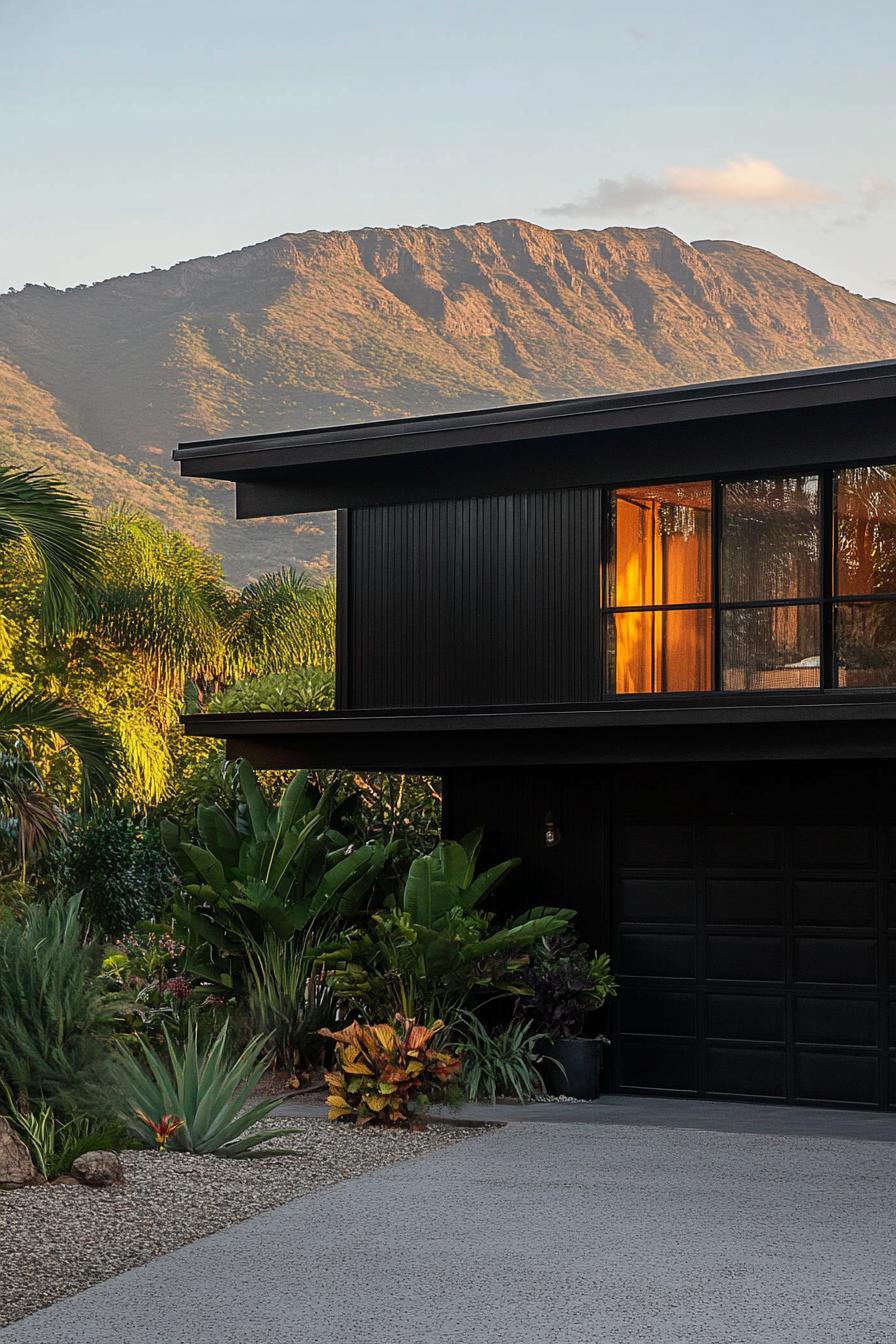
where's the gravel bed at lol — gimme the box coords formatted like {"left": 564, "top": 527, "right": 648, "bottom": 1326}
{"left": 0, "top": 1117, "right": 490, "bottom": 1328}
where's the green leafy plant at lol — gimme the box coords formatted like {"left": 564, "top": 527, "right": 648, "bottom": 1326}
{"left": 208, "top": 666, "right": 335, "bottom": 714}
{"left": 520, "top": 935, "right": 618, "bottom": 1040}
{"left": 320, "top": 830, "right": 574, "bottom": 1024}
{"left": 245, "top": 928, "right": 337, "bottom": 1075}
{"left": 0, "top": 895, "right": 118, "bottom": 1118}
{"left": 1, "top": 1094, "right": 136, "bottom": 1180}
{"left": 321, "top": 1017, "right": 461, "bottom": 1126}
{"left": 60, "top": 812, "right": 176, "bottom": 937}
{"left": 118, "top": 1020, "right": 296, "bottom": 1158}
{"left": 162, "top": 761, "right": 393, "bottom": 989}
{"left": 453, "top": 1011, "right": 552, "bottom": 1104}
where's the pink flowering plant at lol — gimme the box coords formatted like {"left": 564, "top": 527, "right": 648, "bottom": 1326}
{"left": 104, "top": 924, "right": 227, "bottom": 1043}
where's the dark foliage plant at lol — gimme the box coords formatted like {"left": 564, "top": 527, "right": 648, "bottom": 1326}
{"left": 520, "top": 934, "right": 618, "bottom": 1040}
{"left": 60, "top": 811, "right": 177, "bottom": 938}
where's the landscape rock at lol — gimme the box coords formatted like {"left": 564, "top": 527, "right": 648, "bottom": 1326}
{"left": 71, "top": 1151, "right": 124, "bottom": 1187}
{"left": 49, "top": 1173, "right": 83, "bottom": 1187}
{"left": 0, "top": 1116, "right": 41, "bottom": 1189}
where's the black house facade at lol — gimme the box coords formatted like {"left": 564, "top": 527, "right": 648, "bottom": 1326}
{"left": 176, "top": 359, "right": 896, "bottom": 1110}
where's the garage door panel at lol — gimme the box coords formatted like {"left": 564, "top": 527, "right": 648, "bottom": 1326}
{"left": 705, "top": 826, "right": 782, "bottom": 868}
{"left": 706, "top": 993, "right": 785, "bottom": 1042}
{"left": 706, "top": 879, "right": 784, "bottom": 926}
{"left": 795, "top": 1052, "right": 880, "bottom": 1106}
{"left": 706, "top": 935, "right": 785, "bottom": 982}
{"left": 620, "top": 825, "right": 693, "bottom": 868}
{"left": 618, "top": 1038, "right": 697, "bottom": 1092}
{"left": 795, "top": 996, "right": 879, "bottom": 1047}
{"left": 793, "top": 881, "right": 876, "bottom": 928}
{"left": 706, "top": 1047, "right": 787, "bottom": 1099}
{"left": 619, "top": 989, "right": 696, "bottom": 1038}
{"left": 619, "top": 879, "right": 696, "bottom": 924}
{"left": 794, "top": 937, "right": 878, "bottom": 986}
{"left": 613, "top": 766, "right": 890, "bottom": 1109}
{"left": 619, "top": 932, "right": 695, "bottom": 978}
{"left": 793, "top": 825, "right": 874, "bottom": 869}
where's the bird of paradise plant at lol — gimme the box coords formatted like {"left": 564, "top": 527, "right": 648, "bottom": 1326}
{"left": 320, "top": 1017, "right": 461, "bottom": 1127}
{"left": 134, "top": 1109, "right": 184, "bottom": 1152}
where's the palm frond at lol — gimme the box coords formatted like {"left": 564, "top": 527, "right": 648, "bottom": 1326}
{"left": 232, "top": 570, "right": 336, "bottom": 674}
{"left": 0, "top": 688, "right": 117, "bottom": 800}
{"left": 0, "top": 467, "right": 98, "bottom": 635}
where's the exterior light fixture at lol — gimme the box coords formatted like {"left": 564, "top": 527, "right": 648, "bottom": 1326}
{"left": 544, "top": 811, "right": 561, "bottom": 848}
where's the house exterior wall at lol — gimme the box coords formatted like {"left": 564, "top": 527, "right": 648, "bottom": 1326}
{"left": 339, "top": 488, "right": 601, "bottom": 710}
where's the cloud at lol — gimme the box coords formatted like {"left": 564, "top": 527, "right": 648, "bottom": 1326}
{"left": 830, "top": 177, "right": 896, "bottom": 230}
{"left": 544, "top": 156, "right": 835, "bottom": 218}
{"left": 858, "top": 177, "right": 896, "bottom": 213}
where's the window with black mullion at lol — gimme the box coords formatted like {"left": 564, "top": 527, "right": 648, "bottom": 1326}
{"left": 833, "top": 464, "right": 896, "bottom": 688}
{"left": 719, "top": 473, "right": 822, "bottom": 692}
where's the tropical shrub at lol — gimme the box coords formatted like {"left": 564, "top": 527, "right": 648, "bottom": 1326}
{"left": 245, "top": 928, "right": 336, "bottom": 1075}
{"left": 1, "top": 1096, "right": 135, "bottom": 1180}
{"left": 0, "top": 895, "right": 118, "bottom": 1118}
{"left": 118, "top": 1020, "right": 296, "bottom": 1157}
{"left": 320, "top": 831, "right": 574, "bottom": 1023}
{"left": 453, "top": 1011, "right": 551, "bottom": 1104}
{"left": 208, "top": 667, "right": 335, "bottom": 714}
{"left": 103, "top": 925, "right": 228, "bottom": 1045}
{"left": 520, "top": 935, "right": 618, "bottom": 1039}
{"left": 320, "top": 1018, "right": 461, "bottom": 1126}
{"left": 59, "top": 811, "right": 176, "bottom": 937}
{"left": 162, "top": 762, "right": 393, "bottom": 989}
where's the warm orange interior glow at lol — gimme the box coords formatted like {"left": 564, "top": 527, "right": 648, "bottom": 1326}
{"left": 611, "top": 482, "right": 711, "bottom": 694}
{"left": 836, "top": 466, "right": 896, "bottom": 596}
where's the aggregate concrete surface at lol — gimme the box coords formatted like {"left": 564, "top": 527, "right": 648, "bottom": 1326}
{"left": 3, "top": 1115, "right": 894, "bottom": 1343}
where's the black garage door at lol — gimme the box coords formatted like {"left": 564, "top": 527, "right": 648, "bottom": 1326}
{"left": 612, "top": 762, "right": 896, "bottom": 1108}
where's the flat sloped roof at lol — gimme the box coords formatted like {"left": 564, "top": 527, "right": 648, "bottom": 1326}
{"left": 174, "top": 358, "right": 896, "bottom": 481}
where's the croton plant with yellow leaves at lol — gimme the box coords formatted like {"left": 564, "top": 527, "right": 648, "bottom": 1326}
{"left": 320, "top": 1017, "right": 462, "bottom": 1126}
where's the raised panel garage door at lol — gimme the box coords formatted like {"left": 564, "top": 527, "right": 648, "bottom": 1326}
{"left": 611, "top": 762, "right": 896, "bottom": 1108}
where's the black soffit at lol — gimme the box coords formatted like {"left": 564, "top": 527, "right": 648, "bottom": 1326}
{"left": 173, "top": 359, "right": 896, "bottom": 481}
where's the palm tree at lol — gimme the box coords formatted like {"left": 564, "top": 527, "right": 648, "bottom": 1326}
{"left": 0, "top": 466, "right": 97, "bottom": 635}
{"left": 0, "top": 470, "right": 116, "bottom": 823}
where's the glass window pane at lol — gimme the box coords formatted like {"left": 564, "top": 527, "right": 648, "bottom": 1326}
{"left": 836, "top": 601, "right": 896, "bottom": 688}
{"left": 721, "top": 475, "right": 820, "bottom": 602}
{"left": 607, "top": 608, "right": 712, "bottom": 694}
{"left": 722, "top": 605, "right": 820, "bottom": 691}
{"left": 836, "top": 465, "right": 896, "bottom": 596}
{"left": 609, "top": 482, "right": 711, "bottom": 607}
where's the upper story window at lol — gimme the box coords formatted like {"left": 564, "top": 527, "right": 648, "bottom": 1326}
{"left": 605, "top": 464, "right": 896, "bottom": 696}
{"left": 606, "top": 482, "right": 711, "bottom": 694}
{"left": 835, "top": 465, "right": 896, "bottom": 687}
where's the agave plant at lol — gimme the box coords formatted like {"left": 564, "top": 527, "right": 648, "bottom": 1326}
{"left": 162, "top": 761, "right": 393, "bottom": 988}
{"left": 118, "top": 1021, "right": 296, "bottom": 1158}
{"left": 320, "top": 1017, "right": 461, "bottom": 1126}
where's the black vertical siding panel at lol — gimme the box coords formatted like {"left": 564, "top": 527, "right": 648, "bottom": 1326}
{"left": 347, "top": 486, "right": 601, "bottom": 710}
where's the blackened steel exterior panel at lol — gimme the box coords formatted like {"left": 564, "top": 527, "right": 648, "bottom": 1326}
{"left": 343, "top": 487, "right": 601, "bottom": 710}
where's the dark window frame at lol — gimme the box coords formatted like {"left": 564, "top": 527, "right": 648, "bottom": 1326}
{"left": 602, "top": 460, "right": 896, "bottom": 699}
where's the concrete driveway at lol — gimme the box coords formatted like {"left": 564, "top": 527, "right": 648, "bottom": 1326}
{"left": 3, "top": 1105, "right": 894, "bottom": 1343}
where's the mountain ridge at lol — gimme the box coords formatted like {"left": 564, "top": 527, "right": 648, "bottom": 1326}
{"left": 1, "top": 219, "right": 895, "bottom": 581}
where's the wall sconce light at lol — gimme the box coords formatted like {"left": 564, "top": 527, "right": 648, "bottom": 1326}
{"left": 544, "top": 811, "right": 562, "bottom": 849}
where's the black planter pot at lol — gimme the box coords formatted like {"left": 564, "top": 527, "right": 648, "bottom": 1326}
{"left": 540, "top": 1037, "right": 603, "bottom": 1100}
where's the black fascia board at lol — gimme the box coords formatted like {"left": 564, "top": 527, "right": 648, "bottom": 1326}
{"left": 173, "top": 359, "right": 896, "bottom": 484}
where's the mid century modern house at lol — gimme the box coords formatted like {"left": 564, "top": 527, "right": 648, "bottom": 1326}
{"left": 175, "top": 358, "right": 896, "bottom": 1110}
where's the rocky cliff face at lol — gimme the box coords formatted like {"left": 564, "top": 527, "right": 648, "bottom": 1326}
{"left": 1, "top": 220, "right": 894, "bottom": 581}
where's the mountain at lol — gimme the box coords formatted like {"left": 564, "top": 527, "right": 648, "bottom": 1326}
{"left": 2, "top": 220, "right": 895, "bottom": 582}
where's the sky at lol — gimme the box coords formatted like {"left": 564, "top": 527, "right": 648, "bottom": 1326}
{"left": 3, "top": 0, "right": 895, "bottom": 300}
